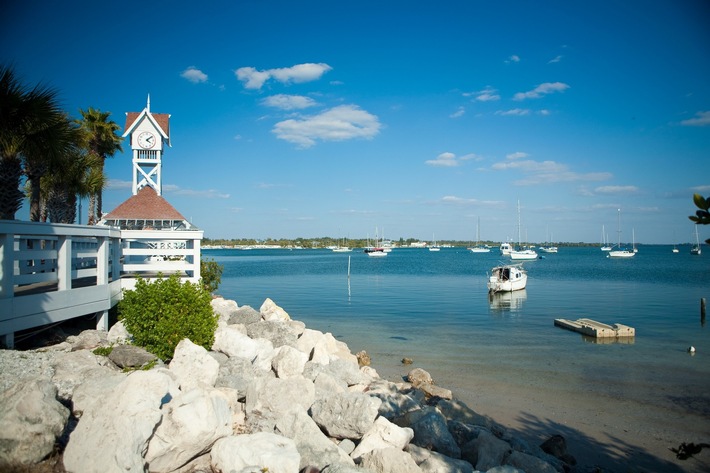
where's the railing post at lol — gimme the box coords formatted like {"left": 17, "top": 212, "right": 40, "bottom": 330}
{"left": 0, "top": 232, "right": 14, "bottom": 348}
{"left": 192, "top": 236, "right": 201, "bottom": 282}
{"left": 57, "top": 235, "right": 72, "bottom": 291}
{"left": 96, "top": 236, "right": 109, "bottom": 331}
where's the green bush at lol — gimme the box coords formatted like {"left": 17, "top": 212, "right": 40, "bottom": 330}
{"left": 201, "top": 258, "right": 224, "bottom": 293}
{"left": 118, "top": 273, "right": 217, "bottom": 360}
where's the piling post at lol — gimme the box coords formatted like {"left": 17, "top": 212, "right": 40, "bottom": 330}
{"left": 702, "top": 298, "right": 706, "bottom": 326}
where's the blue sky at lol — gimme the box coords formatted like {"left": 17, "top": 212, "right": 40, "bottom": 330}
{"left": 3, "top": 0, "right": 709, "bottom": 244}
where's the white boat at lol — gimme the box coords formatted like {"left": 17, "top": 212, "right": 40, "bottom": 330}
{"left": 468, "top": 217, "right": 491, "bottom": 253}
{"left": 600, "top": 225, "right": 612, "bottom": 251}
{"left": 332, "top": 246, "right": 352, "bottom": 252}
{"left": 510, "top": 201, "right": 538, "bottom": 260}
{"left": 608, "top": 209, "right": 635, "bottom": 258}
{"left": 539, "top": 246, "right": 558, "bottom": 253}
{"left": 365, "top": 228, "right": 388, "bottom": 257}
{"left": 499, "top": 242, "right": 512, "bottom": 255}
{"left": 429, "top": 234, "right": 440, "bottom": 251}
{"left": 672, "top": 245, "right": 679, "bottom": 253}
{"left": 691, "top": 226, "right": 702, "bottom": 255}
{"left": 487, "top": 263, "right": 527, "bottom": 293}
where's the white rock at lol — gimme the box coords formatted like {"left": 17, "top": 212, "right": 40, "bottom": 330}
{"left": 212, "top": 325, "right": 275, "bottom": 366}
{"left": 211, "top": 297, "right": 240, "bottom": 326}
{"left": 260, "top": 298, "right": 291, "bottom": 321}
{"left": 246, "top": 377, "right": 315, "bottom": 416}
{"left": 351, "top": 416, "right": 414, "bottom": 460}
{"left": 145, "top": 387, "right": 232, "bottom": 472}
{"left": 107, "top": 320, "right": 131, "bottom": 344}
{"left": 63, "top": 370, "right": 179, "bottom": 473}
{"left": 359, "top": 447, "right": 422, "bottom": 472}
{"left": 169, "top": 338, "right": 220, "bottom": 391}
{"left": 272, "top": 345, "right": 308, "bottom": 379}
{"left": 211, "top": 432, "right": 300, "bottom": 473}
{"left": 310, "top": 391, "right": 382, "bottom": 439}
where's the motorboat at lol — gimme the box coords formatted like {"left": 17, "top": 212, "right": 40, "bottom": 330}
{"left": 488, "top": 263, "right": 527, "bottom": 293}
{"left": 499, "top": 242, "right": 512, "bottom": 255}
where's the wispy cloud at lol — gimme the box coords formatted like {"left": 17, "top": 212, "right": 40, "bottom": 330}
{"left": 261, "top": 94, "right": 318, "bottom": 110}
{"left": 426, "top": 152, "right": 479, "bottom": 167}
{"left": 466, "top": 87, "right": 500, "bottom": 102}
{"left": 594, "top": 185, "right": 639, "bottom": 195}
{"left": 495, "top": 108, "right": 530, "bottom": 116}
{"left": 492, "top": 155, "right": 612, "bottom": 186}
{"left": 681, "top": 111, "right": 710, "bottom": 126}
{"left": 450, "top": 107, "right": 465, "bottom": 118}
{"left": 505, "top": 55, "right": 520, "bottom": 64}
{"left": 180, "top": 67, "right": 208, "bottom": 83}
{"left": 272, "top": 104, "right": 381, "bottom": 148}
{"left": 107, "top": 179, "right": 132, "bottom": 190}
{"left": 236, "top": 63, "right": 332, "bottom": 90}
{"left": 163, "top": 184, "right": 230, "bottom": 198}
{"left": 548, "top": 55, "right": 563, "bottom": 64}
{"left": 441, "top": 196, "right": 505, "bottom": 207}
{"left": 513, "top": 82, "right": 570, "bottom": 101}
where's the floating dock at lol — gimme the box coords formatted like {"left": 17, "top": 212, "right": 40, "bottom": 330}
{"left": 554, "top": 318, "right": 635, "bottom": 338}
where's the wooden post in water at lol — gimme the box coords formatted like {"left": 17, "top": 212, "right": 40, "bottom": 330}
{"left": 348, "top": 256, "right": 351, "bottom": 279}
{"left": 702, "top": 298, "right": 706, "bottom": 326}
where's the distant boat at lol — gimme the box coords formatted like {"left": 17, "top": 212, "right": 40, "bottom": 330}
{"left": 600, "top": 225, "right": 612, "bottom": 251}
{"left": 510, "top": 200, "right": 538, "bottom": 260}
{"left": 487, "top": 263, "right": 527, "bottom": 293}
{"left": 429, "top": 234, "right": 440, "bottom": 252}
{"left": 332, "top": 237, "right": 352, "bottom": 252}
{"left": 365, "top": 228, "right": 388, "bottom": 257}
{"left": 539, "top": 227, "right": 558, "bottom": 253}
{"left": 469, "top": 217, "right": 491, "bottom": 253}
{"left": 608, "top": 209, "right": 635, "bottom": 258}
{"left": 499, "top": 242, "right": 512, "bottom": 255}
{"left": 691, "top": 226, "right": 702, "bottom": 255}
{"left": 672, "top": 244, "right": 679, "bottom": 253}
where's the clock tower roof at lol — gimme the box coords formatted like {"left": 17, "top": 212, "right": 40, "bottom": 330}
{"left": 123, "top": 96, "right": 171, "bottom": 146}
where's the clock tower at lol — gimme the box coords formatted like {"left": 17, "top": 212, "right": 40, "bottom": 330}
{"left": 122, "top": 96, "right": 171, "bottom": 195}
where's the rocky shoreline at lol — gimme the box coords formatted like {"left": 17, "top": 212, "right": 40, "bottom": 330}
{"left": 0, "top": 297, "right": 579, "bottom": 473}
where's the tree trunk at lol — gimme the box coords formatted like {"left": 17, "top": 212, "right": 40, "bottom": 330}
{"left": 87, "top": 192, "right": 97, "bottom": 225}
{"left": 27, "top": 172, "right": 42, "bottom": 221}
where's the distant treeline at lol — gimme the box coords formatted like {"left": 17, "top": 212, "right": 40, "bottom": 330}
{"left": 203, "top": 237, "right": 609, "bottom": 248}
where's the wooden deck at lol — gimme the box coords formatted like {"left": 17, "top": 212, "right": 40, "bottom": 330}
{"left": 554, "top": 318, "right": 635, "bottom": 338}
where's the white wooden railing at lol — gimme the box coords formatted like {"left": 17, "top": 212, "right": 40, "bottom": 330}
{"left": 0, "top": 220, "right": 202, "bottom": 348}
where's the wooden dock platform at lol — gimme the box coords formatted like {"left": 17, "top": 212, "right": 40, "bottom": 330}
{"left": 554, "top": 318, "right": 635, "bottom": 338}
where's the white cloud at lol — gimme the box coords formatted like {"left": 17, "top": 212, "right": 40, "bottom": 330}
{"left": 548, "top": 55, "right": 563, "bottom": 64}
{"left": 163, "top": 184, "right": 230, "bottom": 198}
{"left": 594, "top": 185, "right": 639, "bottom": 195}
{"left": 441, "top": 196, "right": 505, "bottom": 207}
{"left": 506, "top": 152, "right": 528, "bottom": 160}
{"left": 107, "top": 179, "right": 132, "bottom": 190}
{"left": 180, "top": 67, "right": 208, "bottom": 83}
{"left": 236, "top": 63, "right": 332, "bottom": 90}
{"left": 261, "top": 94, "right": 317, "bottom": 110}
{"left": 426, "top": 152, "right": 459, "bottom": 167}
{"left": 495, "top": 108, "right": 531, "bottom": 116}
{"left": 506, "top": 55, "right": 520, "bottom": 63}
{"left": 492, "top": 156, "right": 612, "bottom": 186}
{"left": 513, "top": 82, "right": 570, "bottom": 101}
{"left": 450, "top": 107, "right": 465, "bottom": 118}
{"left": 681, "top": 111, "right": 710, "bottom": 126}
{"left": 272, "top": 104, "right": 381, "bottom": 148}
{"left": 473, "top": 87, "right": 500, "bottom": 102}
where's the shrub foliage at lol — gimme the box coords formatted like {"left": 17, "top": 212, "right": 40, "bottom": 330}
{"left": 201, "top": 258, "right": 224, "bottom": 293}
{"left": 118, "top": 273, "right": 217, "bottom": 360}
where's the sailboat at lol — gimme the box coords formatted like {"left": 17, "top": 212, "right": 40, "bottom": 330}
{"left": 539, "top": 226, "right": 558, "bottom": 253}
{"left": 510, "top": 201, "right": 538, "bottom": 260}
{"left": 600, "top": 225, "right": 612, "bottom": 251}
{"left": 429, "top": 234, "right": 441, "bottom": 252}
{"left": 364, "top": 228, "right": 387, "bottom": 257}
{"left": 691, "top": 226, "right": 702, "bottom": 255}
{"left": 608, "top": 209, "right": 635, "bottom": 258}
{"left": 469, "top": 217, "right": 491, "bottom": 253}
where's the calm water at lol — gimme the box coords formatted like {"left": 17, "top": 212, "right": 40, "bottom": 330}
{"left": 207, "top": 245, "right": 710, "bottom": 468}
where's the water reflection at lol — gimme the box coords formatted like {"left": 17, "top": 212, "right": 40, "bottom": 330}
{"left": 581, "top": 334, "right": 635, "bottom": 345}
{"left": 489, "top": 289, "right": 527, "bottom": 313}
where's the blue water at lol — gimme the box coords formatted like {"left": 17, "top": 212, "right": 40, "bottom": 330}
{"left": 207, "top": 245, "right": 710, "bottom": 470}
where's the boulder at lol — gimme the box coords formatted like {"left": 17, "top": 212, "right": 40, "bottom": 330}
{"left": 419, "top": 382, "right": 453, "bottom": 400}
{"left": 210, "top": 432, "right": 300, "bottom": 473}
{"left": 407, "top": 367, "right": 433, "bottom": 388}
{"left": 228, "top": 305, "right": 262, "bottom": 325}
{"left": 275, "top": 406, "right": 354, "bottom": 469}
{"left": 145, "top": 387, "right": 232, "bottom": 472}
{"left": 107, "top": 344, "right": 158, "bottom": 369}
{"left": 246, "top": 376, "right": 315, "bottom": 417}
{"left": 169, "top": 338, "right": 219, "bottom": 391}
{"left": 70, "top": 370, "right": 126, "bottom": 416}
{"left": 210, "top": 297, "right": 240, "bottom": 325}
{"left": 51, "top": 349, "right": 116, "bottom": 401}
{"left": 107, "top": 320, "right": 130, "bottom": 344}
{"left": 67, "top": 329, "right": 105, "bottom": 350}
{"left": 62, "top": 370, "right": 179, "bottom": 473}
{"left": 309, "top": 391, "right": 381, "bottom": 439}
{"left": 504, "top": 450, "right": 559, "bottom": 473}
{"left": 359, "top": 447, "right": 422, "bottom": 473}
{"left": 247, "top": 320, "right": 299, "bottom": 348}
{"left": 215, "top": 355, "right": 274, "bottom": 399}
{"left": 461, "top": 429, "right": 510, "bottom": 470}
{"left": 351, "top": 416, "right": 414, "bottom": 460}
{"left": 410, "top": 409, "right": 461, "bottom": 459}
{"left": 260, "top": 298, "right": 291, "bottom": 321}
{"left": 272, "top": 345, "right": 308, "bottom": 379}
{"left": 437, "top": 398, "right": 492, "bottom": 429}
{"left": 407, "top": 444, "right": 475, "bottom": 473}
{"left": 212, "top": 325, "right": 275, "bottom": 368}
{"left": 0, "top": 379, "right": 69, "bottom": 467}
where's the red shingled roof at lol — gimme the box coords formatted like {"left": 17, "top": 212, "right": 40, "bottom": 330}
{"left": 125, "top": 111, "right": 170, "bottom": 137}
{"left": 103, "top": 186, "right": 186, "bottom": 220}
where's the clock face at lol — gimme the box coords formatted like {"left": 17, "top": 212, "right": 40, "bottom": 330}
{"left": 137, "top": 131, "right": 156, "bottom": 149}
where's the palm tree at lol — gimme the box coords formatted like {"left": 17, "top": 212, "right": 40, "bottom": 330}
{"left": 77, "top": 108, "right": 123, "bottom": 224}
{"left": 0, "top": 65, "right": 71, "bottom": 220}
{"left": 43, "top": 150, "right": 103, "bottom": 224}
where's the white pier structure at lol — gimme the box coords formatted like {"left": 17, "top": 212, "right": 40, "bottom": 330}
{"left": 0, "top": 220, "right": 202, "bottom": 348}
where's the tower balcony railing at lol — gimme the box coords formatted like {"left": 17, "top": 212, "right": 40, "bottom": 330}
{"left": 0, "top": 220, "right": 202, "bottom": 348}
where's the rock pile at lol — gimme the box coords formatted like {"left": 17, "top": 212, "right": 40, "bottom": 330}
{"left": 0, "top": 297, "right": 575, "bottom": 473}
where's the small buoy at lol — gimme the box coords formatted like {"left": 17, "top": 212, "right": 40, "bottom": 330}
{"left": 688, "top": 346, "right": 696, "bottom": 354}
